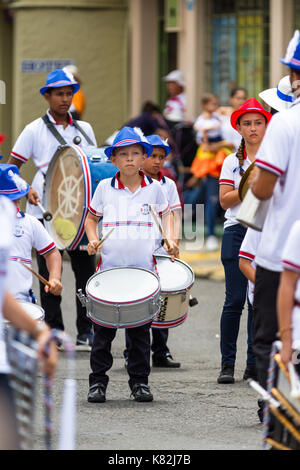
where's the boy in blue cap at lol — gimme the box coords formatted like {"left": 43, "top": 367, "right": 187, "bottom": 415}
{"left": 0, "top": 163, "right": 62, "bottom": 303}
{"left": 85, "top": 127, "right": 177, "bottom": 402}
{"left": 8, "top": 68, "right": 97, "bottom": 350}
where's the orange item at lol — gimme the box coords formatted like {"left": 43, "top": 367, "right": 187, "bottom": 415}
{"left": 72, "top": 89, "right": 86, "bottom": 117}
{"left": 190, "top": 144, "right": 232, "bottom": 179}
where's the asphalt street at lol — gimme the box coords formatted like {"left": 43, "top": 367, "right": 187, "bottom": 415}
{"left": 28, "top": 252, "right": 264, "bottom": 453}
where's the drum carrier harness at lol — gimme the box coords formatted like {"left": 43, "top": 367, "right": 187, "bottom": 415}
{"left": 42, "top": 114, "right": 95, "bottom": 147}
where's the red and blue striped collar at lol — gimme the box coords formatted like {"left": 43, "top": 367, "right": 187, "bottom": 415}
{"left": 46, "top": 109, "right": 73, "bottom": 126}
{"left": 111, "top": 170, "right": 153, "bottom": 189}
{"left": 158, "top": 171, "right": 166, "bottom": 184}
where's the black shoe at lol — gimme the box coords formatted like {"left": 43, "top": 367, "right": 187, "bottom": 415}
{"left": 152, "top": 354, "right": 181, "bottom": 368}
{"left": 217, "top": 364, "right": 235, "bottom": 384}
{"left": 131, "top": 384, "right": 153, "bottom": 402}
{"left": 243, "top": 365, "right": 258, "bottom": 381}
{"left": 87, "top": 383, "right": 106, "bottom": 403}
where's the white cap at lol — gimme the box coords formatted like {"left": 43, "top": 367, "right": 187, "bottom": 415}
{"left": 163, "top": 70, "right": 185, "bottom": 87}
{"left": 63, "top": 64, "right": 79, "bottom": 76}
{"left": 259, "top": 75, "right": 294, "bottom": 112}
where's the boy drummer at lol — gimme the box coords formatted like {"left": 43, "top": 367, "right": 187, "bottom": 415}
{"left": 85, "top": 127, "right": 177, "bottom": 403}
{"left": 124, "top": 134, "right": 182, "bottom": 368}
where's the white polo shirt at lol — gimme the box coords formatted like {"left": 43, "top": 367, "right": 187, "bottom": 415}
{"left": 7, "top": 211, "right": 56, "bottom": 302}
{"left": 155, "top": 172, "right": 182, "bottom": 255}
{"left": 0, "top": 197, "right": 16, "bottom": 374}
{"left": 219, "top": 151, "right": 253, "bottom": 228}
{"left": 281, "top": 219, "right": 300, "bottom": 347}
{"left": 239, "top": 228, "right": 262, "bottom": 305}
{"left": 11, "top": 110, "right": 96, "bottom": 219}
{"left": 88, "top": 171, "right": 169, "bottom": 272}
{"left": 254, "top": 98, "right": 300, "bottom": 272}
{"left": 164, "top": 93, "right": 186, "bottom": 122}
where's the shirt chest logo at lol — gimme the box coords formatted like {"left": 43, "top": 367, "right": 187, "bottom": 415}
{"left": 140, "top": 204, "right": 150, "bottom": 215}
{"left": 14, "top": 223, "right": 24, "bottom": 237}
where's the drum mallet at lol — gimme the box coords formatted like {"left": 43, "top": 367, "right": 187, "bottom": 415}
{"left": 37, "top": 202, "right": 53, "bottom": 222}
{"left": 95, "top": 227, "right": 115, "bottom": 250}
{"left": 18, "top": 259, "right": 52, "bottom": 289}
{"left": 149, "top": 205, "right": 171, "bottom": 250}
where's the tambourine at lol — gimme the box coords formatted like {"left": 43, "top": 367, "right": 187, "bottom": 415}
{"left": 238, "top": 161, "right": 255, "bottom": 201}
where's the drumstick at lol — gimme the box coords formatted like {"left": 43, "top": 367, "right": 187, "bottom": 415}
{"left": 37, "top": 202, "right": 53, "bottom": 222}
{"left": 18, "top": 259, "right": 52, "bottom": 288}
{"left": 149, "top": 205, "right": 171, "bottom": 250}
{"left": 288, "top": 362, "right": 300, "bottom": 399}
{"left": 95, "top": 227, "right": 115, "bottom": 250}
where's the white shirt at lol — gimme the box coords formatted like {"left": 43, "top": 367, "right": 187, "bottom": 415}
{"left": 193, "top": 113, "right": 222, "bottom": 145}
{"left": 155, "top": 173, "right": 182, "bottom": 255}
{"left": 163, "top": 92, "right": 186, "bottom": 122}
{"left": 7, "top": 211, "right": 56, "bottom": 302}
{"left": 88, "top": 171, "right": 169, "bottom": 272}
{"left": 254, "top": 98, "right": 300, "bottom": 272}
{"left": 11, "top": 110, "right": 96, "bottom": 218}
{"left": 219, "top": 114, "right": 242, "bottom": 151}
{"left": 219, "top": 152, "right": 253, "bottom": 228}
{"left": 0, "top": 197, "right": 16, "bottom": 374}
{"left": 281, "top": 219, "right": 300, "bottom": 347}
{"left": 239, "top": 228, "right": 262, "bottom": 305}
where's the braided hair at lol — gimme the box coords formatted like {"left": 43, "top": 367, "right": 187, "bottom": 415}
{"left": 236, "top": 137, "right": 245, "bottom": 176}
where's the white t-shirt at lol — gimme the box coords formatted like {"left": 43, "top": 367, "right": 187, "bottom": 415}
{"left": 239, "top": 228, "right": 262, "bottom": 305}
{"left": 7, "top": 211, "right": 56, "bottom": 302}
{"left": 11, "top": 110, "right": 96, "bottom": 218}
{"left": 254, "top": 98, "right": 300, "bottom": 272}
{"left": 88, "top": 171, "right": 169, "bottom": 272}
{"left": 281, "top": 219, "right": 300, "bottom": 348}
{"left": 193, "top": 113, "right": 222, "bottom": 145}
{"left": 163, "top": 93, "right": 186, "bottom": 122}
{"left": 0, "top": 197, "right": 16, "bottom": 374}
{"left": 219, "top": 114, "right": 242, "bottom": 151}
{"left": 219, "top": 152, "right": 253, "bottom": 228}
{"left": 155, "top": 173, "right": 182, "bottom": 255}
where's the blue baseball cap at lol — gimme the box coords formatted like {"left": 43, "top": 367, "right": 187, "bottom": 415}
{"left": 0, "top": 164, "right": 30, "bottom": 200}
{"left": 40, "top": 68, "right": 80, "bottom": 95}
{"left": 147, "top": 134, "right": 171, "bottom": 156}
{"left": 104, "top": 126, "right": 153, "bottom": 158}
{"left": 280, "top": 30, "right": 300, "bottom": 70}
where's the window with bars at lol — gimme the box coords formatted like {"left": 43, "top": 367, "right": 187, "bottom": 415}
{"left": 205, "top": 0, "right": 269, "bottom": 105}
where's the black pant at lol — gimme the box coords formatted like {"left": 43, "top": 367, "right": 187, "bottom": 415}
{"left": 37, "top": 249, "right": 96, "bottom": 335}
{"left": 90, "top": 323, "right": 151, "bottom": 390}
{"left": 252, "top": 265, "right": 280, "bottom": 390}
{"left": 124, "top": 327, "right": 170, "bottom": 361}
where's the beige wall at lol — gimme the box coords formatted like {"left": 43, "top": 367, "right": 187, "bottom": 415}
{"left": 5, "top": 0, "right": 128, "bottom": 184}
{"left": 0, "top": 6, "right": 13, "bottom": 160}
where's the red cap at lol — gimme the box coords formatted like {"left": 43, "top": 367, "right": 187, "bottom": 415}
{"left": 230, "top": 97, "right": 272, "bottom": 130}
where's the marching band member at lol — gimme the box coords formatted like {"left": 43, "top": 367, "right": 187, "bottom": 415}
{"left": 123, "top": 134, "right": 182, "bottom": 369}
{"left": 0, "top": 195, "right": 58, "bottom": 449}
{"left": 8, "top": 68, "right": 97, "bottom": 350}
{"left": 0, "top": 164, "right": 62, "bottom": 302}
{"left": 277, "top": 219, "right": 300, "bottom": 374}
{"left": 217, "top": 98, "right": 272, "bottom": 385}
{"left": 84, "top": 127, "right": 177, "bottom": 403}
{"left": 250, "top": 32, "right": 300, "bottom": 420}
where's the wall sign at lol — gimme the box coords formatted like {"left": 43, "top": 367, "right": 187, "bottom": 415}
{"left": 21, "top": 59, "right": 75, "bottom": 74}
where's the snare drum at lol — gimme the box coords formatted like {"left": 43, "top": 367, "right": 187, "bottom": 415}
{"left": 4, "top": 301, "right": 45, "bottom": 344}
{"left": 43, "top": 145, "right": 118, "bottom": 250}
{"left": 77, "top": 267, "right": 161, "bottom": 328}
{"left": 151, "top": 255, "right": 195, "bottom": 329}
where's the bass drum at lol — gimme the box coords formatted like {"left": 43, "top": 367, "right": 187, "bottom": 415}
{"left": 43, "top": 145, "right": 118, "bottom": 250}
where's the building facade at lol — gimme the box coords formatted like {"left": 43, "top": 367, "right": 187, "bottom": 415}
{"left": 0, "top": 0, "right": 299, "bottom": 183}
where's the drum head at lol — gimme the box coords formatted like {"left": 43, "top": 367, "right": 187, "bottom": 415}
{"left": 87, "top": 267, "right": 160, "bottom": 304}
{"left": 43, "top": 145, "right": 86, "bottom": 249}
{"left": 155, "top": 255, "right": 194, "bottom": 293}
{"left": 18, "top": 301, "right": 45, "bottom": 321}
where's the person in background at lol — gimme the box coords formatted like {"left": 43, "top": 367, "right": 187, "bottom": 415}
{"left": 63, "top": 65, "right": 86, "bottom": 120}
{"left": 217, "top": 87, "right": 248, "bottom": 152}
{"left": 163, "top": 70, "right": 186, "bottom": 126}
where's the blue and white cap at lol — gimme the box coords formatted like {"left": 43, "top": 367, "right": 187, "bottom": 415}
{"left": 280, "top": 30, "right": 300, "bottom": 70}
{"left": 40, "top": 68, "right": 80, "bottom": 95}
{"left": 259, "top": 75, "right": 294, "bottom": 111}
{"left": 0, "top": 164, "right": 30, "bottom": 200}
{"left": 146, "top": 134, "right": 171, "bottom": 156}
{"left": 104, "top": 126, "right": 153, "bottom": 158}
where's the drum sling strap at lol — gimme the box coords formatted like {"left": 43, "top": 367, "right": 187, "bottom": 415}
{"left": 42, "top": 114, "right": 94, "bottom": 146}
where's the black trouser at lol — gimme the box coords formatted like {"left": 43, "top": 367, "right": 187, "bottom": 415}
{"left": 89, "top": 322, "right": 151, "bottom": 390}
{"left": 252, "top": 265, "right": 280, "bottom": 390}
{"left": 124, "top": 327, "right": 170, "bottom": 361}
{"left": 37, "top": 249, "right": 96, "bottom": 335}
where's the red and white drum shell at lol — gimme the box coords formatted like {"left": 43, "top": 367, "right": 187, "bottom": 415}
{"left": 84, "top": 267, "right": 161, "bottom": 329}
{"left": 152, "top": 255, "right": 195, "bottom": 329}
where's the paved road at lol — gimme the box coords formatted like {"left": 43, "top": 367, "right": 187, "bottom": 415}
{"left": 28, "top": 253, "right": 263, "bottom": 452}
